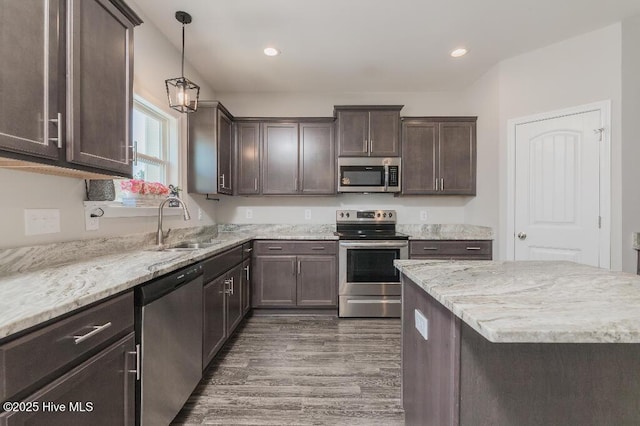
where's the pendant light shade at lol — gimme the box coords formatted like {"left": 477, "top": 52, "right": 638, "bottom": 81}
{"left": 165, "top": 11, "right": 200, "bottom": 113}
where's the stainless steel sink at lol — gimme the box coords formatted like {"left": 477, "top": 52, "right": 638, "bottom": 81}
{"left": 163, "top": 242, "right": 220, "bottom": 251}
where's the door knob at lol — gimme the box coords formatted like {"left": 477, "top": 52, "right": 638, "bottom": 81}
{"left": 517, "top": 232, "right": 527, "bottom": 240}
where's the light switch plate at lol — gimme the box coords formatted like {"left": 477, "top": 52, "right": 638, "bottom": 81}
{"left": 246, "top": 208, "right": 253, "bottom": 219}
{"left": 304, "top": 209, "right": 311, "bottom": 220}
{"left": 414, "top": 309, "right": 429, "bottom": 340}
{"left": 420, "top": 210, "right": 428, "bottom": 221}
{"left": 25, "top": 209, "right": 61, "bottom": 235}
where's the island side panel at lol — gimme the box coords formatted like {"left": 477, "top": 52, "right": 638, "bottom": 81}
{"left": 459, "top": 322, "right": 640, "bottom": 426}
{"left": 402, "top": 274, "right": 461, "bottom": 426}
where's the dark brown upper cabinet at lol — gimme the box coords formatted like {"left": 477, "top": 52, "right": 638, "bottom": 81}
{"left": 401, "top": 117, "right": 477, "bottom": 195}
{"left": 0, "top": 0, "right": 142, "bottom": 178}
{"left": 335, "top": 106, "right": 403, "bottom": 157}
{"left": 261, "top": 120, "right": 335, "bottom": 195}
{"left": 235, "top": 122, "right": 261, "bottom": 195}
{"left": 188, "top": 101, "right": 234, "bottom": 195}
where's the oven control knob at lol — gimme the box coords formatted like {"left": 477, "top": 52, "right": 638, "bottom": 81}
{"left": 340, "top": 212, "right": 344, "bottom": 218}
{"left": 389, "top": 212, "right": 393, "bottom": 218}
{"left": 383, "top": 213, "right": 387, "bottom": 218}
{"left": 346, "top": 213, "right": 350, "bottom": 218}
{"left": 376, "top": 212, "right": 381, "bottom": 218}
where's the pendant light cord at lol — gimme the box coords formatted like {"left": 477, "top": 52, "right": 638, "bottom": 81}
{"left": 181, "top": 23, "right": 185, "bottom": 78}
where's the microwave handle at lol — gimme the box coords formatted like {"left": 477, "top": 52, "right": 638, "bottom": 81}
{"left": 384, "top": 164, "right": 389, "bottom": 192}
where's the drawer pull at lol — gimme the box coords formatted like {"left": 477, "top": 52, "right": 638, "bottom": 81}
{"left": 466, "top": 247, "right": 482, "bottom": 250}
{"left": 128, "top": 343, "right": 141, "bottom": 380}
{"left": 268, "top": 246, "right": 283, "bottom": 250}
{"left": 244, "top": 247, "right": 253, "bottom": 253}
{"left": 311, "top": 247, "right": 326, "bottom": 250}
{"left": 73, "top": 322, "right": 112, "bottom": 344}
{"left": 422, "top": 247, "right": 439, "bottom": 251}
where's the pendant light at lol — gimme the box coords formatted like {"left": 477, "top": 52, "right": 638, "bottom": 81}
{"left": 165, "top": 11, "right": 200, "bottom": 113}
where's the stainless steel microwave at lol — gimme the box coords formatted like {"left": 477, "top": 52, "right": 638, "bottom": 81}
{"left": 337, "top": 157, "right": 401, "bottom": 193}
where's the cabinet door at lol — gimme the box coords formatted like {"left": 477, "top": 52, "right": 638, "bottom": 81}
{"left": 242, "top": 258, "right": 251, "bottom": 314}
{"left": 218, "top": 110, "right": 233, "bottom": 195}
{"left": 297, "top": 256, "right": 337, "bottom": 307}
{"left": 0, "top": 333, "right": 135, "bottom": 426}
{"left": 402, "top": 120, "right": 438, "bottom": 194}
{"left": 66, "top": 0, "right": 134, "bottom": 176}
{"left": 203, "top": 275, "right": 226, "bottom": 368}
{"left": 369, "top": 110, "right": 400, "bottom": 156}
{"left": 261, "top": 122, "right": 299, "bottom": 194}
{"left": 0, "top": 0, "right": 62, "bottom": 160}
{"left": 337, "top": 111, "right": 368, "bottom": 156}
{"left": 236, "top": 122, "right": 260, "bottom": 195}
{"left": 438, "top": 121, "right": 476, "bottom": 195}
{"left": 188, "top": 106, "right": 217, "bottom": 194}
{"left": 226, "top": 265, "right": 244, "bottom": 336}
{"left": 299, "top": 122, "right": 335, "bottom": 194}
{"left": 252, "top": 256, "right": 297, "bottom": 307}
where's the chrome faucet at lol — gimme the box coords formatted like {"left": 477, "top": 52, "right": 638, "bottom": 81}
{"left": 157, "top": 197, "right": 191, "bottom": 247}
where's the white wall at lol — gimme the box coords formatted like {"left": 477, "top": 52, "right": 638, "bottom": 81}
{"left": 213, "top": 90, "right": 474, "bottom": 225}
{"left": 495, "top": 23, "right": 624, "bottom": 269}
{"left": 621, "top": 16, "right": 640, "bottom": 272}
{"left": 0, "top": 4, "right": 217, "bottom": 249}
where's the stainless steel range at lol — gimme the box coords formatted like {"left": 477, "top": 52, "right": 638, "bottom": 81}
{"left": 335, "top": 209, "right": 409, "bottom": 318}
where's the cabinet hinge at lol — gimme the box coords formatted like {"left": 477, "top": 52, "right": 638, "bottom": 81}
{"left": 598, "top": 216, "right": 602, "bottom": 229}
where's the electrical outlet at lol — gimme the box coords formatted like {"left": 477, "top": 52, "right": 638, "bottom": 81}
{"left": 246, "top": 208, "right": 253, "bottom": 219}
{"left": 24, "top": 209, "right": 61, "bottom": 235}
{"left": 198, "top": 208, "right": 203, "bottom": 221}
{"left": 414, "top": 309, "right": 429, "bottom": 341}
{"left": 85, "top": 210, "right": 99, "bottom": 231}
{"left": 420, "top": 210, "right": 428, "bottom": 221}
{"left": 304, "top": 209, "right": 311, "bottom": 220}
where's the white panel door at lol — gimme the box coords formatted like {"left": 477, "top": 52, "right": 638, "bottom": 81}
{"left": 514, "top": 110, "right": 601, "bottom": 266}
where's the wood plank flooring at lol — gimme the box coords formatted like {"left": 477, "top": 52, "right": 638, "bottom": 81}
{"left": 172, "top": 315, "right": 404, "bottom": 425}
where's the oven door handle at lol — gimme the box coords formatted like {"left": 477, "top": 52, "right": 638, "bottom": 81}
{"left": 384, "top": 164, "right": 389, "bottom": 192}
{"left": 339, "top": 241, "right": 408, "bottom": 248}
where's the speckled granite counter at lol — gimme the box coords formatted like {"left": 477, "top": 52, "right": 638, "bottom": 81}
{"left": 0, "top": 225, "right": 337, "bottom": 340}
{"left": 0, "top": 223, "right": 490, "bottom": 340}
{"left": 395, "top": 259, "right": 640, "bottom": 343}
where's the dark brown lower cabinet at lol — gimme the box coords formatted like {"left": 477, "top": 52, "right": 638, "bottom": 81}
{"left": 202, "top": 247, "right": 249, "bottom": 369}
{"left": 409, "top": 240, "right": 492, "bottom": 260}
{"left": 252, "top": 246, "right": 337, "bottom": 309}
{"left": 297, "top": 256, "right": 337, "bottom": 306}
{"left": 0, "top": 333, "right": 135, "bottom": 426}
{"left": 402, "top": 275, "right": 640, "bottom": 426}
{"left": 253, "top": 256, "right": 297, "bottom": 307}
{"left": 242, "top": 258, "right": 251, "bottom": 314}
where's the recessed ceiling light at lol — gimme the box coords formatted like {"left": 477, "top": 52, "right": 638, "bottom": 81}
{"left": 263, "top": 47, "right": 280, "bottom": 57}
{"left": 450, "top": 48, "right": 468, "bottom": 58}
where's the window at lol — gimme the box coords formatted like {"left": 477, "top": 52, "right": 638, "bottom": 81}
{"left": 132, "top": 99, "right": 171, "bottom": 183}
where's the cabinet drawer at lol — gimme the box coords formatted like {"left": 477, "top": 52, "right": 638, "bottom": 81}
{"left": 254, "top": 241, "right": 337, "bottom": 255}
{"left": 203, "top": 245, "right": 243, "bottom": 282}
{"left": 410, "top": 240, "right": 492, "bottom": 259}
{"left": 0, "top": 292, "right": 133, "bottom": 402}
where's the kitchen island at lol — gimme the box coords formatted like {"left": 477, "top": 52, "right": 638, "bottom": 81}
{"left": 395, "top": 260, "right": 640, "bottom": 426}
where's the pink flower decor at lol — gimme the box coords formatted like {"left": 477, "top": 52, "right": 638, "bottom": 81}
{"left": 120, "top": 179, "right": 170, "bottom": 195}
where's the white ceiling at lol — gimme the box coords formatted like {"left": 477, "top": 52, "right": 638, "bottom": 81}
{"left": 131, "top": 0, "right": 640, "bottom": 93}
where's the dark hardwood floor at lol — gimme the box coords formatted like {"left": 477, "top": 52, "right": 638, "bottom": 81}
{"left": 173, "top": 315, "right": 404, "bottom": 425}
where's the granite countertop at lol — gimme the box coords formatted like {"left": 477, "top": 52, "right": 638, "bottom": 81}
{"left": 0, "top": 226, "right": 337, "bottom": 340}
{"left": 0, "top": 223, "right": 491, "bottom": 341}
{"left": 395, "top": 259, "right": 640, "bottom": 344}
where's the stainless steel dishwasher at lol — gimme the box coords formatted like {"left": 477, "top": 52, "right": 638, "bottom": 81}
{"left": 135, "top": 263, "right": 203, "bottom": 426}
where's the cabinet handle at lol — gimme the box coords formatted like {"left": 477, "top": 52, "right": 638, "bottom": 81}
{"left": 311, "top": 246, "right": 325, "bottom": 251}
{"left": 268, "top": 246, "right": 283, "bottom": 250}
{"left": 294, "top": 178, "right": 298, "bottom": 191}
{"left": 435, "top": 178, "right": 439, "bottom": 191}
{"left": 370, "top": 138, "right": 374, "bottom": 153}
{"left": 224, "top": 278, "right": 234, "bottom": 295}
{"left": 441, "top": 178, "right": 444, "bottom": 191}
{"left": 49, "top": 113, "right": 62, "bottom": 148}
{"left": 254, "top": 178, "right": 258, "bottom": 191}
{"left": 220, "top": 174, "right": 226, "bottom": 188}
{"left": 231, "top": 277, "right": 234, "bottom": 295}
{"left": 422, "top": 247, "right": 439, "bottom": 251}
{"left": 128, "top": 343, "right": 141, "bottom": 380}
{"left": 297, "top": 260, "right": 301, "bottom": 275}
{"left": 244, "top": 265, "right": 250, "bottom": 280}
{"left": 129, "top": 141, "right": 138, "bottom": 165}
{"left": 73, "top": 322, "right": 112, "bottom": 344}
{"left": 363, "top": 138, "right": 367, "bottom": 152}
{"left": 466, "top": 247, "right": 482, "bottom": 251}
{"left": 244, "top": 247, "right": 253, "bottom": 253}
